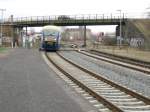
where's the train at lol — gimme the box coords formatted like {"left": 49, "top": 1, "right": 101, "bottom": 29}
{"left": 39, "top": 25, "right": 62, "bottom": 51}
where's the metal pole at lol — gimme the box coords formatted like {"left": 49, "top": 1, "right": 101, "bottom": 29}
{"left": 11, "top": 15, "right": 14, "bottom": 48}
{"left": 83, "top": 25, "right": 86, "bottom": 47}
{"left": 120, "top": 10, "right": 122, "bottom": 46}
{"left": 21, "top": 28, "right": 24, "bottom": 47}
{"left": 117, "top": 10, "right": 122, "bottom": 47}
{"left": 25, "top": 26, "right": 28, "bottom": 48}
{"left": 0, "top": 9, "right": 6, "bottom": 46}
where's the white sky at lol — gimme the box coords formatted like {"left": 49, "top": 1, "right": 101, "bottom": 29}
{"left": 1, "top": 0, "right": 150, "bottom": 33}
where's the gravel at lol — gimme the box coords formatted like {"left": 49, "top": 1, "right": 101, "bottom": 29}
{"left": 60, "top": 51, "right": 150, "bottom": 98}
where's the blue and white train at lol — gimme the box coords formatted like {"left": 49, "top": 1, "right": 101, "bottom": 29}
{"left": 39, "top": 25, "right": 62, "bottom": 51}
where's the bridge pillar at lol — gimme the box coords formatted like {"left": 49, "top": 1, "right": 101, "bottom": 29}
{"left": 10, "top": 15, "right": 20, "bottom": 48}
{"left": 25, "top": 26, "right": 28, "bottom": 36}
{"left": 83, "top": 25, "right": 86, "bottom": 47}
{"left": 25, "top": 26, "right": 30, "bottom": 49}
{"left": 16, "top": 27, "right": 24, "bottom": 47}
{"left": 10, "top": 15, "right": 15, "bottom": 48}
{"left": 116, "top": 25, "right": 124, "bottom": 47}
{"left": 12, "top": 28, "right": 19, "bottom": 48}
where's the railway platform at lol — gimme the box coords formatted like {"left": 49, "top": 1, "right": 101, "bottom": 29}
{"left": 0, "top": 48, "right": 95, "bottom": 112}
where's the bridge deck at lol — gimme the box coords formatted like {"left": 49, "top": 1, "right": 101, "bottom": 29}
{"left": 3, "top": 14, "right": 127, "bottom": 27}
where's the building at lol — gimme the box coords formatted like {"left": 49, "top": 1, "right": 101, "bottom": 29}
{"left": 62, "top": 27, "right": 92, "bottom": 42}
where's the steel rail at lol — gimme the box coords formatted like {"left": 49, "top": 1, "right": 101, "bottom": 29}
{"left": 79, "top": 50, "right": 150, "bottom": 74}
{"left": 57, "top": 52, "right": 150, "bottom": 105}
{"left": 90, "top": 50, "right": 150, "bottom": 68}
{"left": 45, "top": 52, "right": 123, "bottom": 112}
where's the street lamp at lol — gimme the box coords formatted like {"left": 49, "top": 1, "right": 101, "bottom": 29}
{"left": 117, "top": 10, "right": 122, "bottom": 47}
{"left": 0, "top": 9, "right": 6, "bottom": 46}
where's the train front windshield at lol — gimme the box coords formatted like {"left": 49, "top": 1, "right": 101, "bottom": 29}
{"left": 43, "top": 30, "right": 59, "bottom": 41}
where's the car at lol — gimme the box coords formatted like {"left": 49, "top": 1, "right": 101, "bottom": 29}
{"left": 58, "top": 15, "right": 70, "bottom": 20}
{"left": 70, "top": 44, "right": 77, "bottom": 48}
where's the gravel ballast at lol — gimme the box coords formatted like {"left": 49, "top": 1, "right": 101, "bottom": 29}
{"left": 60, "top": 51, "right": 150, "bottom": 98}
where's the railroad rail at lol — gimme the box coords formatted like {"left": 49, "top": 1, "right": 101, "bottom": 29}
{"left": 79, "top": 50, "right": 150, "bottom": 74}
{"left": 89, "top": 50, "right": 150, "bottom": 68}
{"left": 45, "top": 52, "right": 150, "bottom": 112}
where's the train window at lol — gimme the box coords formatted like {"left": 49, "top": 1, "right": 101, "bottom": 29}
{"left": 44, "top": 31, "right": 58, "bottom": 37}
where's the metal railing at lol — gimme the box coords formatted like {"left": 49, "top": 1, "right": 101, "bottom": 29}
{"left": 2, "top": 13, "right": 126, "bottom": 23}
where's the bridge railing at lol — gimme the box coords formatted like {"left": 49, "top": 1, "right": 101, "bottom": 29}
{"left": 2, "top": 13, "right": 126, "bottom": 24}
{"left": 3, "top": 13, "right": 149, "bottom": 24}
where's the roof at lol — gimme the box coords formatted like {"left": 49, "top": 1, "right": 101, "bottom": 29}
{"left": 43, "top": 25, "right": 62, "bottom": 32}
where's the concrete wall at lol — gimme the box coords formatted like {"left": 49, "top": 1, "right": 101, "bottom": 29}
{"left": 0, "top": 25, "right": 23, "bottom": 47}
{"left": 116, "top": 19, "right": 150, "bottom": 50}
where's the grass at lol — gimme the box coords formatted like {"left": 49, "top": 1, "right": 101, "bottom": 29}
{"left": 91, "top": 45, "right": 150, "bottom": 62}
{"left": 0, "top": 47, "right": 7, "bottom": 53}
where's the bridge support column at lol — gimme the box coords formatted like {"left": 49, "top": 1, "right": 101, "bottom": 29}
{"left": 17, "top": 27, "right": 23, "bottom": 47}
{"left": 10, "top": 15, "right": 15, "bottom": 48}
{"left": 116, "top": 25, "right": 123, "bottom": 47}
{"left": 25, "top": 27, "right": 27, "bottom": 36}
{"left": 10, "top": 15, "right": 20, "bottom": 48}
{"left": 25, "top": 26, "right": 29, "bottom": 48}
{"left": 83, "top": 25, "right": 86, "bottom": 47}
{"left": 20, "top": 28, "right": 24, "bottom": 47}
{"left": 12, "top": 27, "right": 23, "bottom": 48}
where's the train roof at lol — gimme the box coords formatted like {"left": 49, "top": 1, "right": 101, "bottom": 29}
{"left": 43, "top": 25, "right": 62, "bottom": 32}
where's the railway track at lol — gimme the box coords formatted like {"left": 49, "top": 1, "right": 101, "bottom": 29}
{"left": 89, "top": 50, "right": 150, "bottom": 68}
{"left": 45, "top": 52, "right": 150, "bottom": 112}
{"left": 78, "top": 50, "right": 150, "bottom": 74}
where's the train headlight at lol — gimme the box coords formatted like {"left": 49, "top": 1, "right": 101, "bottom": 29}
{"left": 45, "top": 38, "right": 47, "bottom": 41}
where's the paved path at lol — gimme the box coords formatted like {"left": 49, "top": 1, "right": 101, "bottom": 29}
{"left": 0, "top": 48, "right": 89, "bottom": 112}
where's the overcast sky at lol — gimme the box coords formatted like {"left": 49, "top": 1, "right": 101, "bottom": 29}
{"left": 1, "top": 0, "right": 150, "bottom": 17}
{"left": 0, "top": 0, "right": 150, "bottom": 33}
